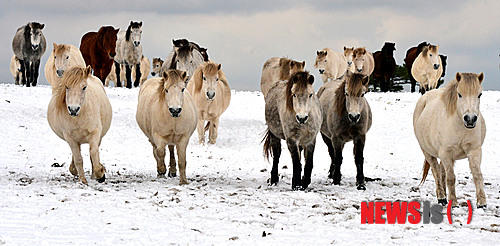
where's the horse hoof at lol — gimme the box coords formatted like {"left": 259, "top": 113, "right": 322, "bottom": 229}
{"left": 179, "top": 180, "right": 189, "bottom": 185}
{"left": 168, "top": 172, "right": 177, "bottom": 178}
{"left": 357, "top": 184, "right": 366, "bottom": 190}
{"left": 437, "top": 199, "right": 448, "bottom": 206}
{"left": 157, "top": 173, "right": 166, "bottom": 178}
{"left": 96, "top": 174, "right": 106, "bottom": 183}
{"left": 477, "top": 204, "right": 487, "bottom": 209}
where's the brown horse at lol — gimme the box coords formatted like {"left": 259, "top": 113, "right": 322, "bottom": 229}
{"left": 372, "top": 42, "right": 396, "bottom": 92}
{"left": 79, "top": 26, "right": 120, "bottom": 83}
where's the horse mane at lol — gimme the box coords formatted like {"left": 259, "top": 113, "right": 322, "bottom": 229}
{"left": 53, "top": 66, "right": 90, "bottom": 108}
{"left": 417, "top": 42, "right": 430, "bottom": 52}
{"left": 193, "top": 62, "right": 224, "bottom": 93}
{"left": 285, "top": 71, "right": 312, "bottom": 112}
{"left": 353, "top": 47, "right": 367, "bottom": 58}
{"left": 157, "top": 70, "right": 186, "bottom": 102}
{"left": 442, "top": 73, "right": 482, "bottom": 115}
{"left": 125, "top": 21, "right": 142, "bottom": 41}
{"left": 334, "top": 72, "right": 367, "bottom": 116}
{"left": 314, "top": 48, "right": 331, "bottom": 68}
{"left": 54, "top": 44, "right": 70, "bottom": 56}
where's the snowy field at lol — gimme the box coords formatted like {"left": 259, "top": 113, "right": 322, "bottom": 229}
{"left": 0, "top": 83, "right": 499, "bottom": 245}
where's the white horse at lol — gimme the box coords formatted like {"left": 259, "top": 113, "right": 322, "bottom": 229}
{"left": 10, "top": 55, "right": 22, "bottom": 85}
{"left": 114, "top": 21, "right": 143, "bottom": 88}
{"left": 352, "top": 47, "right": 374, "bottom": 76}
{"left": 45, "top": 43, "right": 86, "bottom": 89}
{"left": 411, "top": 44, "right": 443, "bottom": 94}
{"left": 161, "top": 39, "right": 205, "bottom": 79}
{"left": 414, "top": 72, "right": 486, "bottom": 208}
{"left": 314, "top": 48, "right": 348, "bottom": 83}
{"left": 343, "top": 46, "right": 355, "bottom": 72}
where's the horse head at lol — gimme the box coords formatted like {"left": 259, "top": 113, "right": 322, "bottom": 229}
{"left": 175, "top": 46, "right": 203, "bottom": 78}
{"left": 344, "top": 46, "right": 354, "bottom": 68}
{"left": 195, "top": 62, "right": 221, "bottom": 101}
{"left": 52, "top": 43, "right": 72, "bottom": 77}
{"left": 63, "top": 66, "right": 92, "bottom": 117}
{"left": 286, "top": 71, "right": 315, "bottom": 124}
{"left": 382, "top": 42, "right": 396, "bottom": 56}
{"left": 353, "top": 47, "right": 368, "bottom": 73}
{"left": 337, "top": 71, "right": 369, "bottom": 123}
{"left": 315, "top": 49, "right": 328, "bottom": 74}
{"left": 454, "top": 72, "right": 484, "bottom": 129}
{"left": 99, "top": 26, "right": 119, "bottom": 59}
{"left": 151, "top": 58, "right": 164, "bottom": 76}
{"left": 422, "top": 45, "right": 440, "bottom": 70}
{"left": 161, "top": 70, "right": 188, "bottom": 118}
{"left": 27, "top": 22, "right": 45, "bottom": 50}
{"left": 126, "top": 21, "right": 142, "bottom": 47}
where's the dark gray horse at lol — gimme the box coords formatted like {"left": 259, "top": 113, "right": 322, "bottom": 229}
{"left": 12, "top": 22, "right": 46, "bottom": 87}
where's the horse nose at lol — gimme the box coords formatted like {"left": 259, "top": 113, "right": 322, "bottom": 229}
{"left": 168, "top": 107, "right": 182, "bottom": 117}
{"left": 463, "top": 114, "right": 478, "bottom": 128}
{"left": 434, "top": 64, "right": 440, "bottom": 70}
{"left": 347, "top": 62, "right": 352, "bottom": 66}
{"left": 67, "top": 106, "right": 81, "bottom": 117}
{"left": 56, "top": 70, "right": 64, "bottom": 77}
{"left": 151, "top": 72, "right": 156, "bottom": 76}
{"left": 356, "top": 68, "right": 362, "bottom": 73}
{"left": 348, "top": 113, "right": 361, "bottom": 123}
{"left": 31, "top": 44, "right": 39, "bottom": 50}
{"left": 134, "top": 41, "right": 140, "bottom": 46}
{"left": 206, "top": 91, "right": 216, "bottom": 101}
{"left": 319, "top": 69, "right": 325, "bottom": 74}
{"left": 295, "top": 115, "right": 308, "bottom": 124}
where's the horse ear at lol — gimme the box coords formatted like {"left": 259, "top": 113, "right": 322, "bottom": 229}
{"left": 139, "top": 21, "right": 143, "bottom": 27}
{"left": 217, "top": 64, "right": 221, "bottom": 70}
{"left": 308, "top": 74, "right": 314, "bottom": 85}
{"left": 115, "top": 28, "right": 120, "bottom": 33}
{"left": 130, "top": 21, "right": 133, "bottom": 26}
{"left": 84, "top": 65, "right": 92, "bottom": 77}
{"left": 455, "top": 72, "right": 461, "bottom": 82}
{"left": 478, "top": 73, "right": 484, "bottom": 84}
{"left": 317, "top": 51, "right": 320, "bottom": 56}
{"left": 53, "top": 42, "right": 58, "bottom": 51}
{"left": 301, "top": 61, "right": 305, "bottom": 68}
{"left": 162, "top": 71, "right": 169, "bottom": 80}
{"left": 40, "top": 24, "right": 45, "bottom": 29}
{"left": 362, "top": 48, "right": 366, "bottom": 55}
{"left": 343, "top": 46, "right": 347, "bottom": 51}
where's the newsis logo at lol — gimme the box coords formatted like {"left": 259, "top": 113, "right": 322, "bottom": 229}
{"left": 360, "top": 200, "right": 474, "bottom": 224}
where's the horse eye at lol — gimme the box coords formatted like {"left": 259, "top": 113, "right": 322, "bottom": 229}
{"left": 292, "top": 94, "right": 296, "bottom": 98}
{"left": 361, "top": 93, "right": 365, "bottom": 97}
{"left": 190, "top": 61, "right": 193, "bottom": 64}
{"left": 82, "top": 86, "right": 87, "bottom": 91}
{"left": 309, "top": 93, "right": 313, "bottom": 98}
{"left": 54, "top": 56, "right": 56, "bottom": 59}
{"left": 181, "top": 88, "right": 185, "bottom": 92}
{"left": 203, "top": 76, "right": 206, "bottom": 81}
{"left": 176, "top": 60, "right": 180, "bottom": 63}
{"left": 65, "top": 86, "right": 69, "bottom": 90}
{"left": 458, "top": 93, "right": 462, "bottom": 98}
{"left": 325, "top": 60, "right": 327, "bottom": 62}
{"left": 478, "top": 93, "right": 482, "bottom": 98}
{"left": 429, "top": 54, "right": 433, "bottom": 57}
{"left": 165, "top": 89, "right": 168, "bottom": 93}
{"left": 216, "top": 78, "right": 219, "bottom": 81}
{"left": 66, "top": 56, "right": 69, "bottom": 59}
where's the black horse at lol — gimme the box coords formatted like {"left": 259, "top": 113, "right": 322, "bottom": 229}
{"left": 372, "top": 42, "right": 396, "bottom": 92}
{"left": 12, "top": 22, "right": 47, "bottom": 87}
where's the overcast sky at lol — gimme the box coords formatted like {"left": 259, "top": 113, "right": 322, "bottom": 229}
{"left": 1, "top": 0, "right": 499, "bottom": 91}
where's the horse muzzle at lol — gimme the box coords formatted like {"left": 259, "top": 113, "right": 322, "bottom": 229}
{"left": 151, "top": 72, "right": 156, "bottom": 76}
{"left": 319, "top": 69, "right": 325, "bottom": 74}
{"left": 347, "top": 62, "right": 352, "bottom": 66}
{"left": 169, "top": 107, "right": 182, "bottom": 118}
{"left": 56, "top": 70, "right": 64, "bottom": 77}
{"left": 31, "top": 44, "right": 39, "bottom": 50}
{"left": 134, "top": 41, "right": 141, "bottom": 46}
{"left": 296, "top": 115, "right": 309, "bottom": 124}
{"left": 356, "top": 69, "right": 363, "bottom": 73}
{"left": 67, "top": 106, "right": 81, "bottom": 117}
{"left": 433, "top": 64, "right": 440, "bottom": 70}
{"left": 463, "top": 114, "right": 478, "bottom": 129}
{"left": 348, "top": 113, "right": 361, "bottom": 123}
{"left": 206, "top": 91, "right": 216, "bottom": 101}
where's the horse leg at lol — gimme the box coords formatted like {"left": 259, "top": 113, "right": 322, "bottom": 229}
{"left": 29, "top": 61, "right": 36, "bottom": 86}
{"left": 125, "top": 64, "right": 132, "bottom": 89}
{"left": 115, "top": 61, "right": 122, "bottom": 87}
{"left": 134, "top": 63, "right": 141, "bottom": 87}
{"left": 32, "top": 59, "right": 40, "bottom": 86}
{"left": 67, "top": 139, "right": 86, "bottom": 184}
{"left": 410, "top": 77, "right": 416, "bottom": 93}
{"left": 332, "top": 137, "right": 345, "bottom": 185}
{"left": 302, "top": 139, "right": 316, "bottom": 189}
{"left": 23, "top": 60, "right": 31, "bottom": 87}
{"left": 197, "top": 119, "right": 205, "bottom": 144}
{"left": 168, "top": 145, "right": 177, "bottom": 177}
{"left": 19, "top": 59, "right": 26, "bottom": 86}
{"left": 152, "top": 135, "right": 167, "bottom": 177}
{"left": 269, "top": 132, "right": 281, "bottom": 185}
{"left": 286, "top": 139, "right": 302, "bottom": 190}
{"left": 89, "top": 133, "right": 106, "bottom": 182}
{"left": 354, "top": 135, "right": 366, "bottom": 190}
{"left": 176, "top": 137, "right": 190, "bottom": 185}
{"left": 321, "top": 133, "right": 335, "bottom": 179}
{"left": 440, "top": 153, "right": 457, "bottom": 207}
{"left": 468, "top": 148, "right": 486, "bottom": 208}
{"left": 424, "top": 153, "right": 446, "bottom": 205}
{"left": 208, "top": 118, "right": 219, "bottom": 144}
{"left": 15, "top": 72, "right": 20, "bottom": 85}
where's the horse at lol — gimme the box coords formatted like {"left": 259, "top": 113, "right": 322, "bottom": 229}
{"left": 171, "top": 38, "right": 209, "bottom": 62}
{"left": 161, "top": 39, "right": 206, "bottom": 79}
{"left": 12, "top": 22, "right": 46, "bottom": 87}
{"left": 352, "top": 47, "right": 375, "bottom": 76}
{"left": 405, "top": 42, "right": 436, "bottom": 93}
{"left": 151, "top": 57, "right": 164, "bottom": 76}
{"left": 79, "top": 26, "right": 120, "bottom": 83}
{"left": 439, "top": 55, "right": 448, "bottom": 78}
{"left": 136, "top": 70, "right": 198, "bottom": 184}
{"left": 114, "top": 21, "right": 143, "bottom": 88}
{"left": 260, "top": 57, "right": 305, "bottom": 97}
{"left": 262, "top": 71, "right": 322, "bottom": 190}
{"left": 372, "top": 42, "right": 396, "bottom": 92}
{"left": 106, "top": 56, "right": 150, "bottom": 87}
{"left": 414, "top": 72, "right": 486, "bottom": 208}
{"left": 411, "top": 45, "right": 443, "bottom": 94}
{"left": 47, "top": 66, "right": 112, "bottom": 184}
{"left": 343, "top": 47, "right": 355, "bottom": 72}
{"left": 186, "top": 61, "right": 231, "bottom": 144}
{"left": 318, "top": 71, "right": 372, "bottom": 190}
{"left": 45, "top": 43, "right": 86, "bottom": 90}
{"left": 9, "top": 55, "right": 23, "bottom": 85}
{"left": 314, "top": 48, "right": 348, "bottom": 83}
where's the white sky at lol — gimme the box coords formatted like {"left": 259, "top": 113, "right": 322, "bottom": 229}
{"left": 1, "top": 0, "right": 499, "bottom": 90}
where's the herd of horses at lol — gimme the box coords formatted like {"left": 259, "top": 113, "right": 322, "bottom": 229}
{"left": 9, "top": 21, "right": 487, "bottom": 209}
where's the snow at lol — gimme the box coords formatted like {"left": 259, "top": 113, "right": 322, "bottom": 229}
{"left": 0, "top": 84, "right": 499, "bottom": 245}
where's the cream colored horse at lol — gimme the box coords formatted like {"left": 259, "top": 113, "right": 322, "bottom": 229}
{"left": 260, "top": 57, "right": 305, "bottom": 97}
{"left": 315, "top": 48, "right": 348, "bottom": 83}
{"left": 45, "top": 43, "right": 86, "bottom": 88}
{"left": 187, "top": 61, "right": 231, "bottom": 144}
{"left": 352, "top": 47, "right": 374, "bottom": 76}
{"left": 411, "top": 45, "right": 443, "bottom": 94}
{"left": 136, "top": 69, "right": 197, "bottom": 184}
{"left": 106, "top": 56, "right": 150, "bottom": 87}
{"left": 47, "top": 66, "right": 112, "bottom": 184}
{"left": 414, "top": 72, "right": 486, "bottom": 208}
{"left": 343, "top": 47, "right": 355, "bottom": 72}
{"left": 10, "top": 55, "right": 22, "bottom": 85}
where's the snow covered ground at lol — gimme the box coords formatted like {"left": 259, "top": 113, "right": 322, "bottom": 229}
{"left": 0, "top": 83, "right": 499, "bottom": 245}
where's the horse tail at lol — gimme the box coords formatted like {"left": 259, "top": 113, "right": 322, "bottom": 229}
{"left": 262, "top": 128, "right": 273, "bottom": 161}
{"left": 204, "top": 121, "right": 210, "bottom": 133}
{"left": 419, "top": 160, "right": 430, "bottom": 186}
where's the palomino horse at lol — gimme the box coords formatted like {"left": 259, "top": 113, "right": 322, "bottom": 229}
{"left": 107, "top": 56, "right": 150, "bottom": 87}
{"left": 10, "top": 55, "right": 23, "bottom": 85}
{"left": 114, "top": 21, "right": 143, "bottom": 88}
{"left": 80, "top": 26, "right": 120, "bottom": 83}
{"left": 151, "top": 57, "right": 164, "bottom": 76}
{"left": 161, "top": 39, "right": 207, "bottom": 79}
{"left": 372, "top": 42, "right": 396, "bottom": 92}
{"left": 187, "top": 61, "right": 231, "bottom": 144}
{"left": 352, "top": 47, "right": 374, "bottom": 76}
{"left": 411, "top": 45, "right": 443, "bottom": 94}
{"left": 45, "top": 43, "right": 86, "bottom": 90}
{"left": 136, "top": 70, "right": 198, "bottom": 184}
{"left": 314, "top": 48, "right": 348, "bottom": 83}
{"left": 343, "top": 47, "right": 355, "bottom": 72}
{"left": 414, "top": 72, "right": 486, "bottom": 208}
{"left": 318, "top": 71, "right": 372, "bottom": 190}
{"left": 260, "top": 57, "right": 305, "bottom": 97}
{"left": 263, "top": 71, "right": 322, "bottom": 190}
{"left": 47, "top": 66, "right": 112, "bottom": 184}
{"left": 405, "top": 42, "right": 429, "bottom": 93}
{"left": 12, "top": 22, "right": 46, "bottom": 87}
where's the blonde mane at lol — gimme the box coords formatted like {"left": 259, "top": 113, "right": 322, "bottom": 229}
{"left": 54, "top": 43, "right": 70, "bottom": 56}
{"left": 157, "top": 69, "right": 187, "bottom": 102}
{"left": 442, "top": 73, "right": 483, "bottom": 115}
{"left": 193, "top": 62, "right": 228, "bottom": 93}
{"left": 353, "top": 47, "right": 367, "bottom": 58}
{"left": 53, "top": 66, "right": 91, "bottom": 109}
